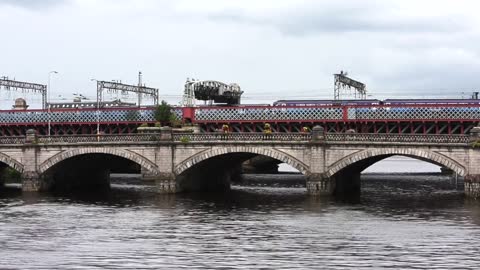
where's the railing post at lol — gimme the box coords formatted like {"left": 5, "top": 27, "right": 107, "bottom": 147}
{"left": 160, "top": 126, "right": 173, "bottom": 141}
{"left": 25, "top": 129, "right": 38, "bottom": 144}
{"left": 311, "top": 125, "right": 325, "bottom": 142}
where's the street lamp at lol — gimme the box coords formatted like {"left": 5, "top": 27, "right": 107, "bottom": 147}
{"left": 91, "top": 79, "right": 100, "bottom": 135}
{"left": 47, "top": 71, "right": 58, "bottom": 136}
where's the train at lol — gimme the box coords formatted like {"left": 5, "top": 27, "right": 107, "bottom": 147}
{"left": 1, "top": 97, "right": 480, "bottom": 136}
{"left": 272, "top": 98, "right": 480, "bottom": 107}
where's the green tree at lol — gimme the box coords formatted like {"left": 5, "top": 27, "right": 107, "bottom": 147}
{"left": 154, "top": 100, "right": 173, "bottom": 126}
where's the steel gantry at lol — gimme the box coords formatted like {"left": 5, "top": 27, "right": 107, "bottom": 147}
{"left": 0, "top": 77, "right": 47, "bottom": 109}
{"left": 96, "top": 78, "right": 158, "bottom": 108}
{"left": 334, "top": 71, "right": 367, "bottom": 100}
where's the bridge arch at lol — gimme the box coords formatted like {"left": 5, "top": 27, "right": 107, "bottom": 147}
{"left": 38, "top": 148, "right": 159, "bottom": 175}
{"left": 326, "top": 148, "right": 466, "bottom": 177}
{"left": 0, "top": 152, "right": 24, "bottom": 173}
{"left": 174, "top": 146, "right": 308, "bottom": 175}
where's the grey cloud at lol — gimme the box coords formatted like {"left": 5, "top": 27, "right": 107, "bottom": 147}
{"left": 207, "top": 4, "right": 466, "bottom": 36}
{"left": 0, "top": 0, "right": 69, "bottom": 9}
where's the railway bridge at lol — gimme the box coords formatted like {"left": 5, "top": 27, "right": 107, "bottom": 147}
{"left": 0, "top": 127, "right": 480, "bottom": 198}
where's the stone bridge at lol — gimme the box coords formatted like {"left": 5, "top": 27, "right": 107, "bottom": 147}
{"left": 0, "top": 127, "right": 479, "bottom": 198}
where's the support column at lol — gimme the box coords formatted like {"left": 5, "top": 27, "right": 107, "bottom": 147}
{"left": 154, "top": 134, "right": 178, "bottom": 193}
{"left": 306, "top": 173, "right": 335, "bottom": 196}
{"left": 22, "top": 171, "right": 49, "bottom": 192}
{"left": 21, "top": 130, "right": 48, "bottom": 192}
{"left": 465, "top": 175, "right": 480, "bottom": 199}
{"left": 466, "top": 126, "right": 480, "bottom": 199}
{"left": 307, "top": 126, "right": 330, "bottom": 196}
{"left": 155, "top": 172, "right": 178, "bottom": 194}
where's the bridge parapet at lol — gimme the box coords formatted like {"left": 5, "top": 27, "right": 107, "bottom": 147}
{"left": 0, "top": 132, "right": 474, "bottom": 145}
{"left": 325, "top": 133, "right": 470, "bottom": 145}
{"left": 172, "top": 132, "right": 311, "bottom": 142}
{"left": 0, "top": 136, "right": 25, "bottom": 144}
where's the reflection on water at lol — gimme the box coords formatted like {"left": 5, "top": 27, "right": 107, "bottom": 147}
{"left": 0, "top": 174, "right": 480, "bottom": 269}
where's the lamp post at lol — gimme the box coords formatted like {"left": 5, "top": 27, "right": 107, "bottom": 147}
{"left": 47, "top": 71, "right": 58, "bottom": 136}
{"left": 91, "top": 79, "right": 100, "bottom": 135}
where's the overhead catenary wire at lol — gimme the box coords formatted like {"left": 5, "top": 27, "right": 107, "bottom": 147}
{"left": 1, "top": 86, "right": 478, "bottom": 110}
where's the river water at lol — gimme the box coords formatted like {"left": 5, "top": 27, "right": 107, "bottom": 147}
{"left": 0, "top": 174, "right": 480, "bottom": 269}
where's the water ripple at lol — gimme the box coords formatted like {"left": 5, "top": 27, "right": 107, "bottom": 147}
{"left": 0, "top": 176, "right": 479, "bottom": 269}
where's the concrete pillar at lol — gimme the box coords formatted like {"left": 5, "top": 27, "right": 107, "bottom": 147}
{"left": 21, "top": 132, "right": 46, "bottom": 192}
{"left": 467, "top": 128, "right": 480, "bottom": 198}
{"left": 306, "top": 173, "right": 334, "bottom": 196}
{"left": 22, "top": 171, "right": 48, "bottom": 192}
{"left": 155, "top": 173, "right": 178, "bottom": 194}
{"left": 154, "top": 144, "right": 177, "bottom": 193}
{"left": 465, "top": 175, "right": 480, "bottom": 199}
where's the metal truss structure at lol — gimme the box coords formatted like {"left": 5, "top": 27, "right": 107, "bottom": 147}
{"left": 334, "top": 71, "right": 366, "bottom": 100}
{"left": 0, "top": 108, "right": 183, "bottom": 136}
{"left": 182, "top": 78, "right": 197, "bottom": 107}
{"left": 0, "top": 103, "right": 479, "bottom": 136}
{"left": 0, "top": 77, "right": 47, "bottom": 109}
{"left": 198, "top": 121, "right": 478, "bottom": 135}
{"left": 96, "top": 78, "right": 158, "bottom": 108}
{"left": 183, "top": 79, "right": 243, "bottom": 106}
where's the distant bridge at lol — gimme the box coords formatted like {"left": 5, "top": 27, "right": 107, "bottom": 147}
{"left": 1, "top": 127, "right": 479, "bottom": 199}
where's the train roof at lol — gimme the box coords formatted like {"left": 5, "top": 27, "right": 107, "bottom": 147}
{"left": 384, "top": 99, "right": 480, "bottom": 103}
{"left": 274, "top": 99, "right": 380, "bottom": 103}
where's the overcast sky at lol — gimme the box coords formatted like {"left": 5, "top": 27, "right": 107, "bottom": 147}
{"left": 1, "top": 0, "right": 479, "bottom": 107}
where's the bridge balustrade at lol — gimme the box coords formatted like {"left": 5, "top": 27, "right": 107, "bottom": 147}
{"left": 0, "top": 136, "right": 25, "bottom": 144}
{"left": 36, "top": 134, "right": 157, "bottom": 144}
{"left": 325, "top": 133, "right": 470, "bottom": 144}
{"left": 171, "top": 132, "right": 312, "bottom": 142}
{"left": 0, "top": 132, "right": 472, "bottom": 145}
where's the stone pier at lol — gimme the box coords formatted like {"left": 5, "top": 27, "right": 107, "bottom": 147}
{"left": 465, "top": 175, "right": 480, "bottom": 199}
{"left": 306, "top": 173, "right": 334, "bottom": 196}
{"left": 155, "top": 173, "right": 177, "bottom": 194}
{"left": 22, "top": 171, "right": 48, "bottom": 192}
